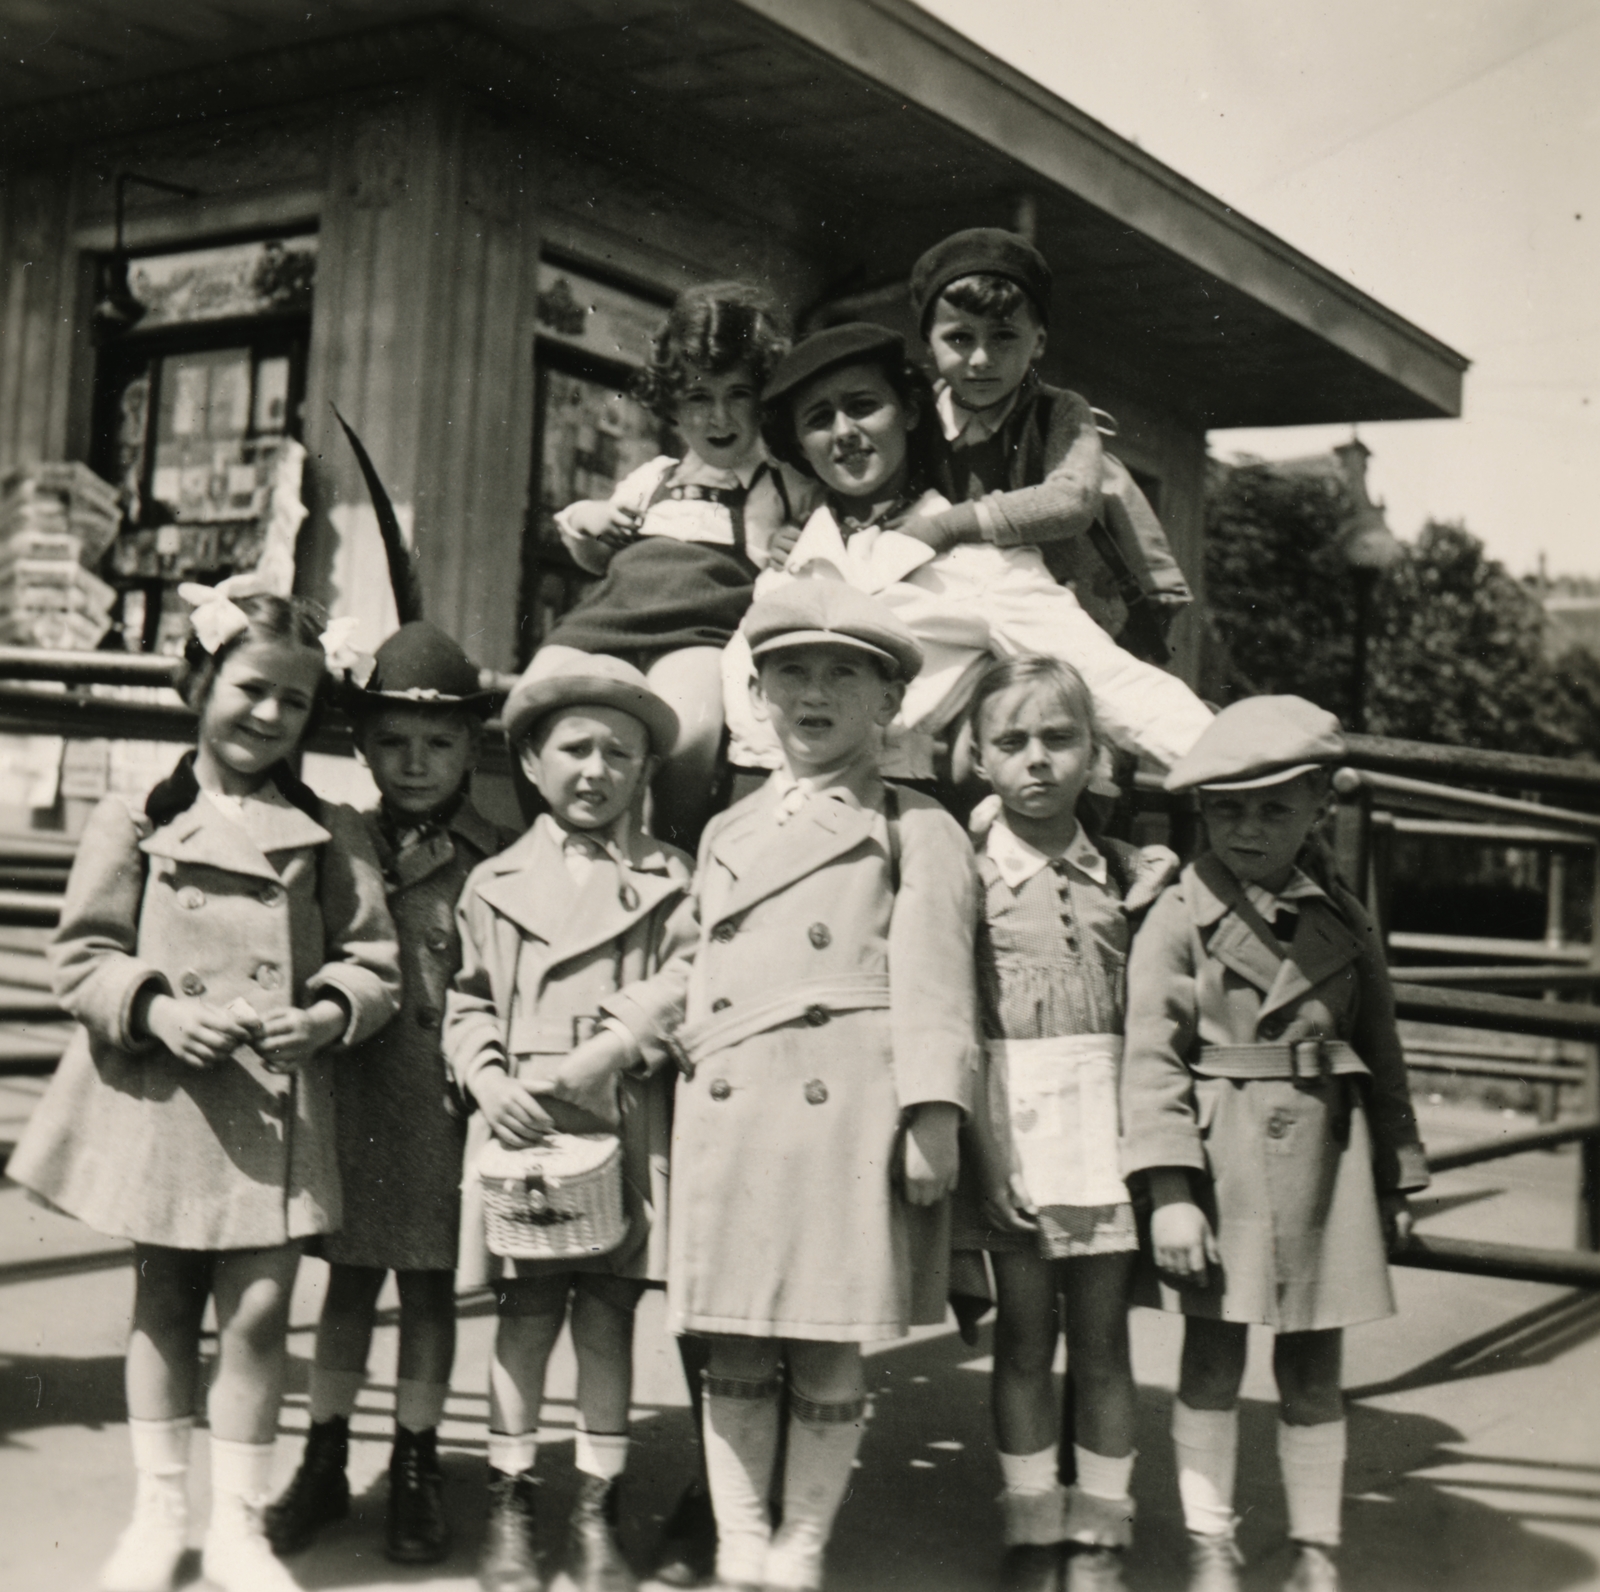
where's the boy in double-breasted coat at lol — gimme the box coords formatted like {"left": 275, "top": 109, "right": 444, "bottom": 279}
{"left": 603, "top": 581, "right": 980, "bottom": 1592}
{"left": 443, "top": 648, "right": 694, "bottom": 1592}
{"left": 1119, "top": 696, "right": 1428, "bottom": 1592}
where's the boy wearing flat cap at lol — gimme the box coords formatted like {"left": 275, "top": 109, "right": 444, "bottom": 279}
{"left": 605, "top": 582, "right": 979, "bottom": 1591}
{"left": 270, "top": 620, "right": 516, "bottom": 1568}
{"left": 442, "top": 649, "right": 696, "bottom": 1592}
{"left": 1119, "top": 696, "right": 1428, "bottom": 1592}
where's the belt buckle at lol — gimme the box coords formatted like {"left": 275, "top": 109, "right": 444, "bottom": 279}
{"left": 1291, "top": 1037, "right": 1329, "bottom": 1081}
{"left": 667, "top": 1034, "right": 695, "bottom": 1082}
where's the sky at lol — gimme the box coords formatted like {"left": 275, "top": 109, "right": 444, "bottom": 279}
{"left": 921, "top": 0, "right": 1600, "bottom": 578}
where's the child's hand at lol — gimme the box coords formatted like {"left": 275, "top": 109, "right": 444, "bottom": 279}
{"left": 1379, "top": 1192, "right": 1414, "bottom": 1255}
{"left": 257, "top": 1000, "right": 348, "bottom": 1072}
{"left": 1149, "top": 1200, "right": 1220, "bottom": 1285}
{"left": 1123, "top": 845, "right": 1180, "bottom": 914}
{"left": 903, "top": 1102, "right": 961, "bottom": 1206}
{"left": 768, "top": 522, "right": 804, "bottom": 565}
{"left": 890, "top": 510, "right": 959, "bottom": 555}
{"left": 982, "top": 1173, "right": 1040, "bottom": 1235}
{"left": 565, "top": 499, "right": 642, "bottom": 548}
{"left": 547, "top": 1031, "right": 632, "bottom": 1129}
{"left": 473, "top": 1067, "right": 557, "bottom": 1148}
{"left": 145, "top": 994, "right": 257, "bottom": 1070}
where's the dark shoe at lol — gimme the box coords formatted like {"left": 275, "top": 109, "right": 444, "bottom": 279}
{"left": 1064, "top": 1543, "right": 1129, "bottom": 1592}
{"left": 1187, "top": 1530, "right": 1244, "bottom": 1592}
{"left": 568, "top": 1473, "right": 637, "bottom": 1592}
{"left": 653, "top": 1480, "right": 718, "bottom": 1588}
{"left": 386, "top": 1425, "right": 452, "bottom": 1564}
{"left": 1001, "top": 1542, "right": 1064, "bottom": 1592}
{"left": 265, "top": 1416, "right": 350, "bottom": 1555}
{"left": 1283, "top": 1541, "right": 1339, "bottom": 1592}
{"left": 479, "top": 1467, "right": 543, "bottom": 1592}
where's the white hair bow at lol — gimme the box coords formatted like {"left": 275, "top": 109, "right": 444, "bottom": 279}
{"left": 319, "top": 615, "right": 372, "bottom": 683}
{"left": 177, "top": 581, "right": 251, "bottom": 654}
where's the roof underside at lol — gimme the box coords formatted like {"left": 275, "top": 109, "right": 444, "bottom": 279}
{"left": 0, "top": 0, "right": 1468, "bottom": 429}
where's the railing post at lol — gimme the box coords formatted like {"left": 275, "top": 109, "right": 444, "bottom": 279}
{"left": 1583, "top": 843, "right": 1600, "bottom": 1248}
{"left": 1332, "top": 771, "right": 1372, "bottom": 903}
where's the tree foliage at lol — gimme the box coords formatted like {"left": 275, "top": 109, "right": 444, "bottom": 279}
{"left": 1203, "top": 459, "right": 1600, "bottom": 760}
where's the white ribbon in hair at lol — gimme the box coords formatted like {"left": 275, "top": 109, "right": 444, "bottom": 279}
{"left": 177, "top": 582, "right": 251, "bottom": 654}
{"left": 319, "top": 616, "right": 372, "bottom": 682}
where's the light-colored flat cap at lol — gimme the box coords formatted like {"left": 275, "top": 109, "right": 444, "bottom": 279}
{"left": 1164, "top": 695, "right": 1345, "bottom": 792}
{"left": 742, "top": 579, "right": 923, "bottom": 682}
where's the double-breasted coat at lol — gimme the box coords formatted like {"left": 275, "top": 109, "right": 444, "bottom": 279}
{"left": 444, "top": 815, "right": 695, "bottom": 1290}
{"left": 320, "top": 797, "right": 516, "bottom": 1274}
{"left": 9, "top": 786, "right": 401, "bottom": 1251}
{"left": 606, "top": 770, "right": 981, "bottom": 1343}
{"left": 1120, "top": 856, "right": 1429, "bottom": 1331}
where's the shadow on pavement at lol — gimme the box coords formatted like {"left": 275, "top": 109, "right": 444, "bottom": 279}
{"left": 0, "top": 1350, "right": 124, "bottom": 1441}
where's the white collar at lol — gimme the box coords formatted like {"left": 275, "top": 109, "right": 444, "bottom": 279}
{"left": 1242, "top": 868, "right": 1326, "bottom": 920}
{"left": 936, "top": 380, "right": 1021, "bottom": 447}
{"left": 986, "top": 816, "right": 1108, "bottom": 891}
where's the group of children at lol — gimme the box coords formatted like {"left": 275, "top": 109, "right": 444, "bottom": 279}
{"left": 9, "top": 225, "right": 1430, "bottom": 1592}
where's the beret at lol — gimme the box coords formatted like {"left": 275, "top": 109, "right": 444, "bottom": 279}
{"left": 504, "top": 649, "right": 679, "bottom": 756}
{"left": 910, "top": 227, "right": 1053, "bottom": 329}
{"left": 742, "top": 580, "right": 924, "bottom": 683}
{"left": 761, "top": 323, "right": 906, "bottom": 409}
{"left": 1164, "top": 695, "right": 1345, "bottom": 793}
{"left": 357, "top": 620, "right": 495, "bottom": 714}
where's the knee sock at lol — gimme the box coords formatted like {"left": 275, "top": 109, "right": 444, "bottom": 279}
{"left": 702, "top": 1373, "right": 782, "bottom": 1587}
{"left": 574, "top": 1425, "right": 630, "bottom": 1482}
{"left": 487, "top": 1431, "right": 538, "bottom": 1478}
{"left": 394, "top": 1377, "right": 448, "bottom": 1436}
{"left": 998, "top": 1445, "right": 1066, "bottom": 1546}
{"left": 1172, "top": 1401, "right": 1238, "bottom": 1538}
{"left": 1063, "top": 1445, "right": 1136, "bottom": 1547}
{"left": 308, "top": 1367, "right": 365, "bottom": 1424}
{"left": 129, "top": 1414, "right": 194, "bottom": 1483}
{"left": 1278, "top": 1418, "right": 1346, "bottom": 1547}
{"left": 764, "top": 1392, "right": 868, "bottom": 1591}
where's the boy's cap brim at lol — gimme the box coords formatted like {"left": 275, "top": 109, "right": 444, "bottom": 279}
{"left": 761, "top": 323, "right": 905, "bottom": 408}
{"left": 910, "top": 227, "right": 1053, "bottom": 328}
{"left": 749, "top": 629, "right": 900, "bottom": 671}
{"left": 1197, "top": 763, "right": 1321, "bottom": 793}
{"left": 742, "top": 581, "right": 924, "bottom": 683}
{"left": 357, "top": 619, "right": 495, "bottom": 712}
{"left": 503, "top": 653, "right": 679, "bottom": 756}
{"left": 1164, "top": 695, "right": 1344, "bottom": 792}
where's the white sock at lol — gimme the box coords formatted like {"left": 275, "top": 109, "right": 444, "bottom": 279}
{"left": 574, "top": 1426, "right": 629, "bottom": 1481}
{"left": 1074, "top": 1445, "right": 1134, "bottom": 1502}
{"left": 999, "top": 1444, "right": 1060, "bottom": 1495}
{"left": 1172, "top": 1401, "right": 1238, "bottom": 1538}
{"left": 208, "top": 1436, "right": 276, "bottom": 1506}
{"left": 128, "top": 1414, "right": 193, "bottom": 1478}
{"left": 765, "top": 1397, "right": 867, "bottom": 1591}
{"left": 1278, "top": 1419, "right": 1347, "bottom": 1547}
{"left": 308, "top": 1367, "right": 365, "bottom": 1423}
{"left": 703, "top": 1381, "right": 782, "bottom": 1586}
{"left": 488, "top": 1430, "right": 538, "bottom": 1476}
{"left": 395, "top": 1377, "right": 448, "bottom": 1435}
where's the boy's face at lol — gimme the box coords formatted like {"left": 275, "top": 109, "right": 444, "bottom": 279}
{"left": 1200, "top": 773, "right": 1330, "bottom": 893}
{"left": 752, "top": 642, "right": 904, "bottom": 777}
{"left": 675, "top": 363, "right": 762, "bottom": 473}
{"left": 926, "top": 294, "right": 1046, "bottom": 412}
{"left": 360, "top": 704, "right": 479, "bottom": 820}
{"left": 520, "top": 705, "right": 654, "bottom": 832}
{"left": 791, "top": 362, "right": 916, "bottom": 505}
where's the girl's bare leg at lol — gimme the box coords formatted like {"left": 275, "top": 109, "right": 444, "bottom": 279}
{"left": 208, "top": 1244, "right": 302, "bottom": 1443}
{"left": 126, "top": 1244, "right": 211, "bottom": 1421}
{"left": 645, "top": 646, "right": 725, "bottom": 850}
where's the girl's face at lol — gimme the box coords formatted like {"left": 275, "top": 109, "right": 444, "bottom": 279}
{"left": 791, "top": 361, "right": 917, "bottom": 506}
{"left": 360, "top": 705, "right": 479, "bottom": 820}
{"left": 674, "top": 363, "right": 762, "bottom": 472}
{"left": 752, "top": 643, "right": 903, "bottom": 777}
{"left": 520, "top": 706, "right": 654, "bottom": 832}
{"left": 195, "top": 634, "right": 324, "bottom": 792}
{"left": 1200, "top": 774, "right": 1329, "bottom": 892}
{"left": 975, "top": 682, "right": 1096, "bottom": 833}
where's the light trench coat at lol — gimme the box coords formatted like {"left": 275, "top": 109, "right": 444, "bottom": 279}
{"left": 606, "top": 773, "right": 981, "bottom": 1343}
{"left": 1121, "top": 856, "right": 1430, "bottom": 1331}
{"left": 9, "top": 788, "right": 401, "bottom": 1250}
{"left": 444, "top": 817, "right": 695, "bottom": 1289}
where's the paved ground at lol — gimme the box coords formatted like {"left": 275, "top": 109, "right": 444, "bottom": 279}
{"left": 4, "top": 1088, "right": 1600, "bottom": 1592}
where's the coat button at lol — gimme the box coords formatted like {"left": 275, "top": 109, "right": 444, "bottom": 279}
{"left": 618, "top": 883, "right": 640, "bottom": 911}
{"left": 1267, "top": 1111, "right": 1290, "bottom": 1139}
{"left": 258, "top": 884, "right": 284, "bottom": 907}
{"left": 804, "top": 1004, "right": 829, "bottom": 1027}
{"left": 804, "top": 1079, "right": 829, "bottom": 1105}
{"left": 711, "top": 997, "right": 732, "bottom": 1012}
{"left": 254, "top": 962, "right": 284, "bottom": 991}
{"left": 1259, "top": 1017, "right": 1286, "bottom": 1040}
{"left": 416, "top": 1006, "right": 438, "bottom": 1029}
{"left": 709, "top": 1079, "right": 732, "bottom": 1101}
{"left": 712, "top": 921, "right": 737, "bottom": 944}
{"left": 807, "top": 922, "right": 832, "bottom": 950}
{"left": 179, "top": 971, "right": 205, "bottom": 996}
{"left": 426, "top": 929, "right": 452, "bottom": 953}
{"left": 177, "top": 885, "right": 205, "bottom": 910}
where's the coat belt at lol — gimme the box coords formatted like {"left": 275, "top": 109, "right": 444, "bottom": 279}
{"left": 674, "top": 975, "right": 892, "bottom": 1073}
{"left": 1194, "top": 1039, "right": 1367, "bottom": 1082}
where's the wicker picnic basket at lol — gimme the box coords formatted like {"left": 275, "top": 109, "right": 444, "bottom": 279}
{"left": 476, "top": 1132, "right": 627, "bottom": 1261}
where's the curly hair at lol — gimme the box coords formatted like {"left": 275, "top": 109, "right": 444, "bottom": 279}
{"left": 759, "top": 342, "right": 946, "bottom": 498}
{"left": 937, "top": 272, "right": 1043, "bottom": 327}
{"left": 632, "top": 280, "right": 792, "bottom": 421}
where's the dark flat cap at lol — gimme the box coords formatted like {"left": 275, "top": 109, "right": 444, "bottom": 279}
{"left": 1164, "top": 695, "right": 1345, "bottom": 792}
{"left": 909, "top": 227, "right": 1053, "bottom": 328}
{"left": 358, "top": 621, "right": 495, "bottom": 714}
{"left": 760, "top": 323, "right": 906, "bottom": 408}
{"left": 743, "top": 580, "right": 923, "bottom": 683}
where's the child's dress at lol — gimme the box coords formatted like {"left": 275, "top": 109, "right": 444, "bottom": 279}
{"left": 9, "top": 781, "right": 401, "bottom": 1250}
{"left": 319, "top": 795, "right": 516, "bottom": 1275}
{"left": 1120, "top": 854, "right": 1430, "bottom": 1330}
{"left": 956, "top": 817, "right": 1143, "bottom": 1262}
{"left": 444, "top": 814, "right": 696, "bottom": 1289}
{"left": 545, "top": 451, "right": 815, "bottom": 657}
